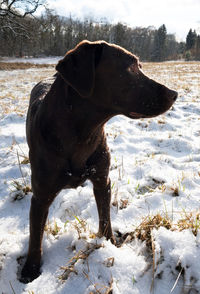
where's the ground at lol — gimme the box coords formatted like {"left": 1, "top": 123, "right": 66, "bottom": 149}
{"left": 0, "top": 60, "right": 200, "bottom": 294}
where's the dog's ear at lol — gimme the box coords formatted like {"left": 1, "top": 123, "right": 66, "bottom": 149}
{"left": 56, "top": 41, "right": 103, "bottom": 97}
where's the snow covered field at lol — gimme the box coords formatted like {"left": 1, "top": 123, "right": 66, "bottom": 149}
{"left": 0, "top": 56, "right": 61, "bottom": 65}
{"left": 0, "top": 60, "right": 200, "bottom": 294}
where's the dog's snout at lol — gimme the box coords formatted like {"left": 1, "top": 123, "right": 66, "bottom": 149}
{"left": 162, "top": 85, "right": 178, "bottom": 103}
{"left": 170, "top": 90, "right": 178, "bottom": 101}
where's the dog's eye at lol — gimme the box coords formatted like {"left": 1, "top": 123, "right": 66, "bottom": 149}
{"left": 129, "top": 64, "right": 138, "bottom": 73}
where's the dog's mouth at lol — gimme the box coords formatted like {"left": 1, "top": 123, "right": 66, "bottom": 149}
{"left": 129, "top": 111, "right": 165, "bottom": 119}
{"left": 129, "top": 112, "right": 146, "bottom": 119}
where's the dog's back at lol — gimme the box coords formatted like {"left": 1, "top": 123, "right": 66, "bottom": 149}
{"left": 29, "top": 75, "right": 57, "bottom": 105}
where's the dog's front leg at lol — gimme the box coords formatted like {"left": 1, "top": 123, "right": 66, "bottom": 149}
{"left": 20, "top": 195, "right": 51, "bottom": 283}
{"left": 92, "top": 178, "right": 115, "bottom": 243}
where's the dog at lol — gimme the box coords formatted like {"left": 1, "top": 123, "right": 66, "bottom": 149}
{"left": 20, "top": 40, "right": 177, "bottom": 283}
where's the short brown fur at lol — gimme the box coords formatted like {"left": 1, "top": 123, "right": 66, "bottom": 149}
{"left": 20, "top": 40, "right": 177, "bottom": 283}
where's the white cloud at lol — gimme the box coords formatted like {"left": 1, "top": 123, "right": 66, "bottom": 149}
{"left": 47, "top": 0, "right": 200, "bottom": 40}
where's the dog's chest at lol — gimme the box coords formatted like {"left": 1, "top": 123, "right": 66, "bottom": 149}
{"left": 63, "top": 164, "right": 95, "bottom": 189}
{"left": 62, "top": 145, "right": 99, "bottom": 189}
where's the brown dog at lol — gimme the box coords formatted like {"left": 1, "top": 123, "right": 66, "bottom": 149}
{"left": 20, "top": 40, "right": 177, "bottom": 283}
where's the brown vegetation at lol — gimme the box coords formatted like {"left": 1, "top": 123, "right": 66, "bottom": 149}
{"left": 0, "top": 62, "right": 54, "bottom": 70}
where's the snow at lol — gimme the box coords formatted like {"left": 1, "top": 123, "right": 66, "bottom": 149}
{"left": 0, "top": 60, "right": 200, "bottom": 293}
{"left": 1, "top": 56, "right": 61, "bottom": 64}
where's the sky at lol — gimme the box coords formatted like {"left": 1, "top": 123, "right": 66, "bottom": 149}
{"left": 45, "top": 0, "right": 200, "bottom": 41}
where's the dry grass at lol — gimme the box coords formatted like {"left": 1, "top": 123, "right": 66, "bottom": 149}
{"left": 122, "top": 210, "right": 200, "bottom": 250}
{"left": 134, "top": 213, "right": 172, "bottom": 249}
{"left": 143, "top": 61, "right": 200, "bottom": 95}
{"left": 44, "top": 219, "right": 61, "bottom": 237}
{"left": 0, "top": 67, "right": 55, "bottom": 116}
{"left": 0, "top": 62, "right": 54, "bottom": 70}
{"left": 9, "top": 151, "right": 32, "bottom": 201}
{"left": 0, "top": 61, "right": 199, "bottom": 117}
{"left": 59, "top": 242, "right": 103, "bottom": 281}
{"left": 177, "top": 211, "right": 200, "bottom": 236}
{"left": 59, "top": 241, "right": 113, "bottom": 293}
{"left": 10, "top": 179, "right": 32, "bottom": 201}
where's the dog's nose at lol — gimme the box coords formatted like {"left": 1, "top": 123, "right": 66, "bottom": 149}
{"left": 170, "top": 90, "right": 178, "bottom": 101}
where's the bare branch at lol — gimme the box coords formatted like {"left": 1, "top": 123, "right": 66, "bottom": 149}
{"left": 0, "top": 0, "right": 45, "bottom": 18}
{"left": 0, "top": 17, "right": 31, "bottom": 38}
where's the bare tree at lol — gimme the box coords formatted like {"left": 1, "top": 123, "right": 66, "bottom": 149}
{"left": 0, "top": 0, "right": 45, "bottom": 18}
{"left": 0, "top": 0, "right": 45, "bottom": 40}
{"left": 0, "top": 8, "right": 183, "bottom": 60}
{"left": 0, "top": 0, "right": 45, "bottom": 57}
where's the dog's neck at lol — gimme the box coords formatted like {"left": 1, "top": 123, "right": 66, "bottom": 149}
{"left": 48, "top": 75, "right": 114, "bottom": 139}
{"left": 41, "top": 74, "right": 114, "bottom": 156}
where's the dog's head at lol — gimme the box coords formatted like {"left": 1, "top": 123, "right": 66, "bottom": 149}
{"left": 56, "top": 40, "right": 177, "bottom": 119}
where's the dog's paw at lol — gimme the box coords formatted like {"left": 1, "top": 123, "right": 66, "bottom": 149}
{"left": 109, "top": 235, "right": 116, "bottom": 245}
{"left": 19, "top": 263, "right": 41, "bottom": 284}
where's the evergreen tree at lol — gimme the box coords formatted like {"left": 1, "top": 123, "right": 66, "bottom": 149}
{"left": 152, "top": 24, "right": 167, "bottom": 61}
{"left": 111, "top": 23, "right": 127, "bottom": 47}
{"left": 186, "top": 29, "right": 197, "bottom": 50}
{"left": 195, "top": 35, "right": 200, "bottom": 60}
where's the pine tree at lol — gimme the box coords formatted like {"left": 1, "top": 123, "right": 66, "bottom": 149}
{"left": 152, "top": 24, "right": 167, "bottom": 61}
{"left": 186, "top": 29, "right": 197, "bottom": 50}
{"left": 195, "top": 35, "right": 200, "bottom": 60}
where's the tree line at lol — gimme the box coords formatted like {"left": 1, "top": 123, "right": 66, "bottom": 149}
{"left": 185, "top": 29, "right": 200, "bottom": 60}
{"left": 0, "top": 6, "right": 199, "bottom": 61}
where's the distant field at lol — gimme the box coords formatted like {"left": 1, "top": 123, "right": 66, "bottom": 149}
{"left": 0, "top": 61, "right": 199, "bottom": 117}
{"left": 0, "top": 66, "right": 55, "bottom": 116}
{"left": 0, "top": 62, "right": 54, "bottom": 71}
{"left": 143, "top": 61, "right": 200, "bottom": 96}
